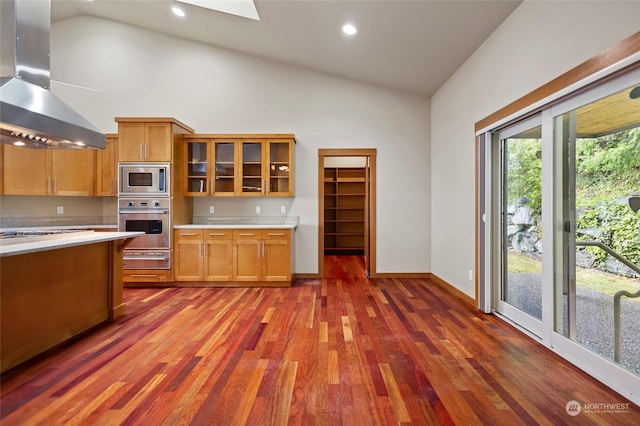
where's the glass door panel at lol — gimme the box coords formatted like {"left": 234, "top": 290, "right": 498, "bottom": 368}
{"left": 213, "top": 141, "right": 236, "bottom": 195}
{"left": 267, "top": 140, "right": 291, "bottom": 195}
{"left": 186, "top": 141, "right": 208, "bottom": 194}
{"left": 240, "top": 141, "right": 263, "bottom": 195}
{"left": 555, "top": 85, "right": 640, "bottom": 376}
{"left": 498, "top": 120, "right": 544, "bottom": 336}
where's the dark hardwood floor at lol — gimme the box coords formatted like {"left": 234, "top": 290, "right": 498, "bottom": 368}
{"left": 1, "top": 256, "right": 638, "bottom": 425}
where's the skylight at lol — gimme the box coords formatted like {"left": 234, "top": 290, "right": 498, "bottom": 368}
{"left": 176, "top": 0, "right": 260, "bottom": 21}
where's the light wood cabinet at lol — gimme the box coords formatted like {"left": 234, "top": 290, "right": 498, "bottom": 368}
{"left": 233, "top": 229, "right": 291, "bottom": 282}
{"left": 117, "top": 121, "right": 172, "bottom": 162}
{"left": 2, "top": 144, "right": 95, "bottom": 196}
{"left": 183, "top": 135, "right": 294, "bottom": 197}
{"left": 174, "top": 227, "right": 292, "bottom": 285}
{"left": 95, "top": 134, "right": 118, "bottom": 196}
{"left": 174, "top": 229, "right": 234, "bottom": 281}
{"left": 324, "top": 167, "right": 366, "bottom": 255}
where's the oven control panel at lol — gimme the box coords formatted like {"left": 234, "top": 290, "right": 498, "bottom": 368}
{"left": 119, "top": 198, "right": 170, "bottom": 210}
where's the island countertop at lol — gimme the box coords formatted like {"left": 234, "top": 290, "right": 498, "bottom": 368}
{"left": 0, "top": 231, "right": 144, "bottom": 257}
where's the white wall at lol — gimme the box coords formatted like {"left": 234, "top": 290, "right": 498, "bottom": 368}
{"left": 431, "top": 1, "right": 640, "bottom": 296}
{"left": 50, "top": 16, "right": 431, "bottom": 275}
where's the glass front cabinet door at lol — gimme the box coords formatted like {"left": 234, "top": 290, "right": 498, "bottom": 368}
{"left": 212, "top": 140, "right": 237, "bottom": 196}
{"left": 239, "top": 140, "right": 264, "bottom": 196}
{"left": 186, "top": 140, "right": 209, "bottom": 195}
{"left": 184, "top": 135, "right": 294, "bottom": 197}
{"left": 266, "top": 139, "right": 294, "bottom": 196}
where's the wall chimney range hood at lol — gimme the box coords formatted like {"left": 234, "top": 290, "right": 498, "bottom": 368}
{"left": 0, "top": 0, "right": 105, "bottom": 149}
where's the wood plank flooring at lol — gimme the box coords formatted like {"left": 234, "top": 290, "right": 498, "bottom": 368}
{"left": 1, "top": 256, "right": 638, "bottom": 425}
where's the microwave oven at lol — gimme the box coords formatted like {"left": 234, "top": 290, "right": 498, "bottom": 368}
{"left": 119, "top": 163, "right": 170, "bottom": 196}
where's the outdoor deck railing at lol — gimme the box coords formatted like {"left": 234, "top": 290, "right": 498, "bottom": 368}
{"left": 576, "top": 240, "right": 640, "bottom": 364}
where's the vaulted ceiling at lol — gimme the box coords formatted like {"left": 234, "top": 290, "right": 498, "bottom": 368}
{"left": 50, "top": 0, "right": 522, "bottom": 96}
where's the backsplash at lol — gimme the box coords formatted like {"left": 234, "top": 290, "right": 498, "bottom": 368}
{"left": 192, "top": 197, "right": 294, "bottom": 222}
{"left": 0, "top": 196, "right": 117, "bottom": 227}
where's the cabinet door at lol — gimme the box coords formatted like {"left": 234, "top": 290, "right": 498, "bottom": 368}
{"left": 118, "top": 122, "right": 145, "bottom": 161}
{"left": 266, "top": 139, "right": 294, "bottom": 196}
{"left": 238, "top": 140, "right": 264, "bottom": 196}
{"left": 212, "top": 140, "right": 237, "bottom": 196}
{"left": 50, "top": 150, "right": 95, "bottom": 196}
{"left": 96, "top": 135, "right": 117, "bottom": 196}
{"left": 185, "top": 141, "right": 209, "bottom": 195}
{"left": 262, "top": 230, "right": 291, "bottom": 281}
{"left": 234, "top": 230, "right": 261, "bottom": 280}
{"left": 205, "top": 239, "right": 234, "bottom": 281}
{"left": 2, "top": 145, "right": 49, "bottom": 195}
{"left": 174, "top": 230, "right": 204, "bottom": 281}
{"left": 145, "top": 123, "right": 172, "bottom": 162}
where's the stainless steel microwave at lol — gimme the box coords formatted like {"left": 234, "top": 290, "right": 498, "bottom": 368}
{"left": 119, "top": 163, "right": 170, "bottom": 196}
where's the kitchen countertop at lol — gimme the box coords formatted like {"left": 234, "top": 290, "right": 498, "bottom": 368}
{"left": 175, "top": 223, "right": 297, "bottom": 230}
{"left": 175, "top": 216, "right": 298, "bottom": 230}
{"left": 0, "top": 231, "right": 144, "bottom": 257}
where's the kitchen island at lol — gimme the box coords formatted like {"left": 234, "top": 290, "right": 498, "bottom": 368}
{"left": 0, "top": 231, "right": 142, "bottom": 373}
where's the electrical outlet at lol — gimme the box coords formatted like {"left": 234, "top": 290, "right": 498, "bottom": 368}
{"left": 209, "top": 206, "right": 215, "bottom": 214}
{"left": 256, "top": 205, "right": 261, "bottom": 214}
{"left": 468, "top": 270, "right": 473, "bottom": 281}
{"left": 281, "top": 205, "right": 286, "bottom": 214}
{"left": 57, "top": 206, "right": 64, "bottom": 215}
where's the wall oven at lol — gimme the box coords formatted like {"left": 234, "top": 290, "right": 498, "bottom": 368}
{"left": 119, "top": 163, "right": 170, "bottom": 196}
{"left": 118, "top": 198, "right": 171, "bottom": 269}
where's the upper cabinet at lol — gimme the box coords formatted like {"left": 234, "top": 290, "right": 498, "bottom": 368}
{"left": 95, "top": 133, "right": 118, "bottom": 196}
{"left": 116, "top": 117, "right": 194, "bottom": 162}
{"left": 183, "top": 134, "right": 295, "bottom": 197}
{"left": 2, "top": 145, "right": 95, "bottom": 196}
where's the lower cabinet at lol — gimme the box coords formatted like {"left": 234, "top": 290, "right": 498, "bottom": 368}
{"left": 174, "top": 229, "right": 233, "bottom": 281}
{"left": 233, "top": 229, "right": 291, "bottom": 282}
{"left": 174, "top": 228, "right": 290, "bottom": 285}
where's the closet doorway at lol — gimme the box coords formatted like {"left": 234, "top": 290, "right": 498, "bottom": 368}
{"left": 318, "top": 149, "right": 376, "bottom": 278}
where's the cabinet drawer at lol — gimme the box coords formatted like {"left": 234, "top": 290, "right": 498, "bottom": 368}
{"left": 261, "top": 229, "right": 291, "bottom": 240}
{"left": 123, "top": 269, "right": 172, "bottom": 283}
{"left": 175, "top": 230, "right": 204, "bottom": 241}
{"left": 204, "top": 229, "right": 232, "bottom": 240}
{"left": 233, "top": 230, "right": 261, "bottom": 240}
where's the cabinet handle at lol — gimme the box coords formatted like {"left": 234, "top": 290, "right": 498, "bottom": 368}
{"left": 180, "top": 232, "right": 198, "bottom": 236}
{"left": 53, "top": 177, "right": 57, "bottom": 194}
{"left": 257, "top": 242, "right": 261, "bottom": 258}
{"left": 268, "top": 233, "right": 284, "bottom": 236}
{"left": 47, "top": 177, "right": 51, "bottom": 194}
{"left": 204, "top": 243, "right": 208, "bottom": 257}
{"left": 208, "top": 233, "right": 226, "bottom": 236}
{"left": 238, "top": 233, "right": 256, "bottom": 236}
{"left": 140, "top": 144, "right": 143, "bottom": 160}
{"left": 262, "top": 241, "right": 265, "bottom": 257}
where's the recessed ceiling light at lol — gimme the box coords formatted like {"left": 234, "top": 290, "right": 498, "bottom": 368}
{"left": 342, "top": 23, "right": 357, "bottom": 36}
{"left": 172, "top": 6, "right": 186, "bottom": 17}
{"left": 13, "top": 141, "right": 25, "bottom": 147}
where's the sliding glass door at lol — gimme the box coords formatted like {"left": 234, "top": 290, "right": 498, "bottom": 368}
{"left": 482, "top": 68, "right": 640, "bottom": 402}
{"left": 497, "top": 118, "right": 544, "bottom": 337}
{"left": 553, "top": 83, "right": 640, "bottom": 377}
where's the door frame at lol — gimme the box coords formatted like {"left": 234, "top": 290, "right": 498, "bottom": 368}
{"left": 318, "top": 148, "right": 377, "bottom": 278}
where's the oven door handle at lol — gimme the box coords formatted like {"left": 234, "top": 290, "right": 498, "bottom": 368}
{"left": 123, "top": 255, "right": 169, "bottom": 261}
{"left": 118, "top": 210, "right": 169, "bottom": 214}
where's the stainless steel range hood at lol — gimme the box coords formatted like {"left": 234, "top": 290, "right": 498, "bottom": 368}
{"left": 0, "top": 0, "right": 105, "bottom": 149}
